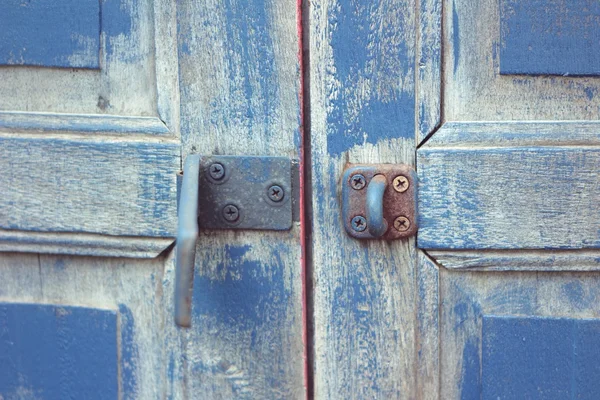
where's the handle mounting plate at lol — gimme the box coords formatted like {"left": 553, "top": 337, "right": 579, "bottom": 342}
{"left": 196, "top": 156, "right": 294, "bottom": 230}
{"left": 342, "top": 164, "right": 417, "bottom": 240}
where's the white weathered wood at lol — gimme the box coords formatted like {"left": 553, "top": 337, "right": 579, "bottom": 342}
{"left": 428, "top": 249, "right": 600, "bottom": 271}
{"left": 310, "top": 0, "right": 418, "bottom": 397}
{"left": 177, "top": 0, "right": 305, "bottom": 397}
{"left": 443, "top": 0, "right": 600, "bottom": 122}
{"left": 0, "top": 134, "right": 179, "bottom": 237}
{"left": 0, "top": 112, "right": 170, "bottom": 135}
{"left": 417, "top": 0, "right": 442, "bottom": 145}
{"left": 418, "top": 142, "right": 600, "bottom": 249}
{"left": 416, "top": 251, "right": 440, "bottom": 400}
{"left": 0, "top": 230, "right": 173, "bottom": 258}
{"left": 0, "top": 0, "right": 160, "bottom": 116}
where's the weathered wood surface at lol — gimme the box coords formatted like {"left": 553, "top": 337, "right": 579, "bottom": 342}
{"left": 499, "top": 0, "right": 600, "bottom": 76}
{"left": 0, "top": 0, "right": 101, "bottom": 69}
{"left": 438, "top": 269, "right": 600, "bottom": 399}
{"left": 0, "top": 0, "right": 162, "bottom": 117}
{"left": 309, "top": 0, "right": 418, "bottom": 397}
{"left": 0, "top": 252, "right": 184, "bottom": 400}
{"left": 177, "top": 0, "right": 305, "bottom": 398}
{"left": 416, "top": 252, "right": 440, "bottom": 400}
{"left": 418, "top": 123, "right": 600, "bottom": 250}
{"left": 427, "top": 249, "right": 600, "bottom": 271}
{"left": 444, "top": 0, "right": 600, "bottom": 122}
{"left": 0, "top": 134, "right": 179, "bottom": 237}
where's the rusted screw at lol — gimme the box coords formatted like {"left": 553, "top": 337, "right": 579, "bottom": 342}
{"left": 392, "top": 175, "right": 409, "bottom": 193}
{"left": 268, "top": 185, "right": 284, "bottom": 202}
{"left": 209, "top": 162, "right": 225, "bottom": 180}
{"left": 393, "top": 216, "right": 410, "bottom": 232}
{"left": 222, "top": 204, "right": 239, "bottom": 222}
{"left": 351, "top": 215, "right": 367, "bottom": 232}
{"left": 350, "top": 174, "right": 366, "bottom": 190}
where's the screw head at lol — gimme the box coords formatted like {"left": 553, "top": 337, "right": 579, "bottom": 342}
{"left": 267, "top": 185, "right": 284, "bottom": 202}
{"left": 393, "top": 216, "right": 410, "bottom": 232}
{"left": 222, "top": 204, "right": 239, "bottom": 222}
{"left": 209, "top": 162, "right": 225, "bottom": 180}
{"left": 351, "top": 215, "right": 367, "bottom": 232}
{"left": 393, "top": 175, "right": 409, "bottom": 193}
{"left": 350, "top": 174, "right": 366, "bottom": 190}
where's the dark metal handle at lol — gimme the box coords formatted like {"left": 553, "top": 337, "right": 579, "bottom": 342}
{"left": 366, "top": 174, "right": 388, "bottom": 237}
{"left": 174, "top": 155, "right": 201, "bottom": 327}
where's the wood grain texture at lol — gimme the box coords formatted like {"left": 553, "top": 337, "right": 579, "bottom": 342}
{"left": 417, "top": 0, "right": 442, "bottom": 145}
{"left": 416, "top": 251, "right": 440, "bottom": 400}
{"left": 428, "top": 249, "right": 600, "bottom": 271}
{"left": 177, "top": 0, "right": 305, "bottom": 397}
{"left": 0, "top": 0, "right": 100, "bottom": 69}
{"left": 0, "top": 252, "right": 185, "bottom": 399}
{"left": 438, "top": 269, "right": 600, "bottom": 399}
{"left": 0, "top": 0, "right": 158, "bottom": 116}
{"left": 0, "top": 230, "right": 174, "bottom": 258}
{"left": 418, "top": 123, "right": 600, "bottom": 250}
{"left": 0, "top": 112, "right": 170, "bottom": 135}
{"left": 309, "top": 0, "right": 417, "bottom": 397}
{"left": 0, "top": 135, "right": 179, "bottom": 237}
{"left": 444, "top": 0, "right": 600, "bottom": 122}
{"left": 499, "top": 0, "right": 600, "bottom": 76}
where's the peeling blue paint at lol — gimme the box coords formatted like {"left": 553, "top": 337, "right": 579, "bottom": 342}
{"left": 452, "top": 1, "right": 460, "bottom": 75}
{"left": 102, "top": 0, "right": 134, "bottom": 59}
{"left": 326, "top": 0, "right": 415, "bottom": 155}
{"left": 0, "top": 0, "right": 100, "bottom": 68}
{"left": 481, "top": 315, "right": 600, "bottom": 399}
{"left": 0, "top": 303, "right": 118, "bottom": 399}
{"left": 119, "top": 304, "right": 139, "bottom": 399}
{"left": 460, "top": 337, "right": 481, "bottom": 400}
{"left": 500, "top": 0, "right": 600, "bottom": 76}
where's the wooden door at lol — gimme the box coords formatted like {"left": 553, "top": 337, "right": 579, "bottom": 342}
{"left": 0, "top": 0, "right": 305, "bottom": 398}
{"left": 310, "top": 0, "right": 600, "bottom": 398}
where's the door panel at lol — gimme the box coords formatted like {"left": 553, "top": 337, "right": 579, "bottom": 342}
{"left": 309, "top": 0, "right": 418, "bottom": 397}
{"left": 0, "top": 0, "right": 305, "bottom": 398}
{"left": 0, "top": 253, "right": 183, "bottom": 399}
{"left": 0, "top": 0, "right": 179, "bottom": 257}
{"left": 416, "top": 0, "right": 600, "bottom": 398}
{"left": 177, "top": 0, "right": 306, "bottom": 398}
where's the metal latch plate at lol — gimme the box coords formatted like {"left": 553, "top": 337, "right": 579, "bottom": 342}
{"left": 197, "top": 156, "right": 293, "bottom": 230}
{"left": 342, "top": 164, "right": 417, "bottom": 240}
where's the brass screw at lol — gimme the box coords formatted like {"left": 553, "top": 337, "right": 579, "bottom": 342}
{"left": 392, "top": 175, "right": 409, "bottom": 193}
{"left": 393, "top": 216, "right": 410, "bottom": 232}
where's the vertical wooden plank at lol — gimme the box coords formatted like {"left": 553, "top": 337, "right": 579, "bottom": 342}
{"left": 309, "top": 0, "right": 417, "bottom": 397}
{"left": 416, "top": 252, "right": 440, "bottom": 399}
{"left": 177, "top": 0, "right": 305, "bottom": 398}
{"left": 417, "top": 0, "right": 443, "bottom": 145}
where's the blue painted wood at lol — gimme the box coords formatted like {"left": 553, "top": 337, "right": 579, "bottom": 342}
{"left": 417, "top": 123, "right": 600, "bottom": 250}
{"left": 0, "top": 303, "right": 117, "bottom": 399}
{"left": 482, "top": 315, "right": 600, "bottom": 399}
{"left": 0, "top": 0, "right": 100, "bottom": 69}
{"left": 500, "top": 0, "right": 600, "bottom": 76}
{"left": 0, "top": 136, "right": 179, "bottom": 237}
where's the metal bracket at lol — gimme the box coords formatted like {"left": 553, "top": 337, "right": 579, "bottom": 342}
{"left": 196, "top": 156, "right": 294, "bottom": 230}
{"left": 342, "top": 164, "right": 417, "bottom": 240}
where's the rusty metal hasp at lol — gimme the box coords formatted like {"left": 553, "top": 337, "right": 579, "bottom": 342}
{"left": 341, "top": 164, "right": 417, "bottom": 240}
{"left": 175, "top": 155, "right": 296, "bottom": 327}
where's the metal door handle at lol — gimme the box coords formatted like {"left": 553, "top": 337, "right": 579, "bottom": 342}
{"left": 173, "top": 155, "right": 295, "bottom": 327}
{"left": 366, "top": 174, "right": 388, "bottom": 237}
{"left": 174, "top": 154, "right": 201, "bottom": 327}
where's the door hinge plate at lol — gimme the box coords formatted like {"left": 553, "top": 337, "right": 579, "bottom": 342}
{"left": 188, "top": 155, "right": 295, "bottom": 230}
{"left": 342, "top": 164, "right": 417, "bottom": 240}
